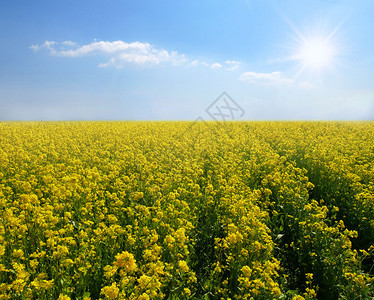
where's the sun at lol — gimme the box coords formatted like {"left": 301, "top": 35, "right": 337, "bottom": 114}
{"left": 296, "top": 37, "right": 335, "bottom": 71}
{"left": 280, "top": 17, "right": 344, "bottom": 80}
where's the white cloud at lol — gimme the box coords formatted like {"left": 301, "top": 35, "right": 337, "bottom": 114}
{"left": 62, "top": 40, "right": 77, "bottom": 47}
{"left": 239, "top": 71, "right": 294, "bottom": 85}
{"left": 30, "top": 40, "right": 187, "bottom": 67}
{"left": 210, "top": 62, "right": 223, "bottom": 70}
{"left": 187, "top": 59, "right": 199, "bottom": 67}
{"left": 227, "top": 65, "right": 239, "bottom": 71}
{"left": 98, "top": 58, "right": 116, "bottom": 68}
{"left": 31, "top": 40, "right": 244, "bottom": 72}
{"left": 225, "top": 60, "right": 241, "bottom": 65}
{"left": 267, "top": 55, "right": 298, "bottom": 65}
{"left": 224, "top": 60, "right": 241, "bottom": 71}
{"left": 187, "top": 60, "right": 210, "bottom": 67}
{"left": 30, "top": 41, "right": 57, "bottom": 53}
{"left": 239, "top": 71, "right": 315, "bottom": 88}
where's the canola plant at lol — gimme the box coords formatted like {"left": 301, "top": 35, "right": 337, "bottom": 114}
{"left": 0, "top": 121, "right": 373, "bottom": 299}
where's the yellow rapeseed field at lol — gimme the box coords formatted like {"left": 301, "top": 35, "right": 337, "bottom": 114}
{"left": 0, "top": 121, "right": 373, "bottom": 299}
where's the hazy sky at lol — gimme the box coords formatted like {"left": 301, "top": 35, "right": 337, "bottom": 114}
{"left": 0, "top": 0, "right": 373, "bottom": 120}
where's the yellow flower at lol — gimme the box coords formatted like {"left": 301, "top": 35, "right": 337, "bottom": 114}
{"left": 241, "top": 265, "right": 252, "bottom": 278}
{"left": 305, "top": 273, "right": 313, "bottom": 280}
{"left": 164, "top": 235, "right": 175, "bottom": 248}
{"left": 184, "top": 288, "right": 191, "bottom": 296}
{"left": 101, "top": 282, "right": 119, "bottom": 299}
{"left": 174, "top": 228, "right": 187, "bottom": 244}
{"left": 178, "top": 260, "right": 189, "bottom": 273}
{"left": 12, "top": 249, "right": 24, "bottom": 260}
{"left": 292, "top": 296, "right": 305, "bottom": 300}
{"left": 138, "top": 293, "right": 150, "bottom": 300}
{"left": 138, "top": 275, "right": 152, "bottom": 289}
{"left": 113, "top": 251, "right": 137, "bottom": 273}
{"left": 103, "top": 265, "right": 118, "bottom": 278}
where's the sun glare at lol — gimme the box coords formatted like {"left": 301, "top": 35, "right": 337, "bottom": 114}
{"left": 280, "top": 15, "right": 344, "bottom": 80}
{"left": 297, "top": 37, "right": 335, "bottom": 71}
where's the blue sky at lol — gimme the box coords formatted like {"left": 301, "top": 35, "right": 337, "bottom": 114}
{"left": 0, "top": 0, "right": 373, "bottom": 120}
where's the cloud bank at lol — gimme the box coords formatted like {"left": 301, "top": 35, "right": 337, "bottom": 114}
{"left": 31, "top": 40, "right": 187, "bottom": 67}
{"left": 31, "top": 40, "right": 312, "bottom": 88}
{"left": 239, "top": 71, "right": 293, "bottom": 85}
{"left": 239, "top": 71, "right": 313, "bottom": 88}
{"left": 31, "top": 40, "right": 245, "bottom": 73}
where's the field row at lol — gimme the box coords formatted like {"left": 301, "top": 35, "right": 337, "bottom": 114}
{"left": 0, "top": 122, "right": 373, "bottom": 299}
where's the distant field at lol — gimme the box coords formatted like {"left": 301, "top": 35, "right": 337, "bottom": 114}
{"left": 0, "top": 121, "right": 373, "bottom": 299}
